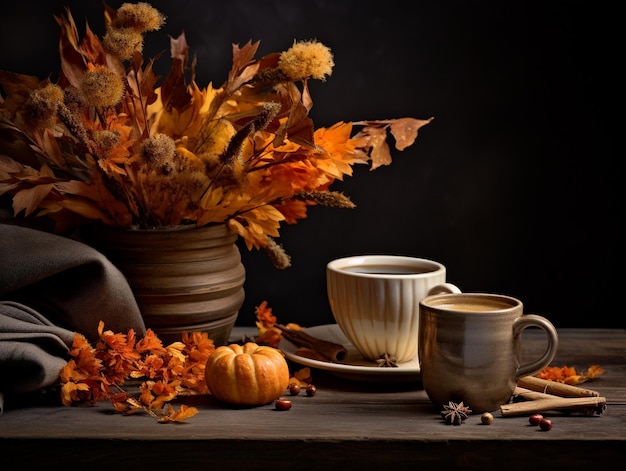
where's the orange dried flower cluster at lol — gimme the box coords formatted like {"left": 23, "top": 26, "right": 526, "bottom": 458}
{"left": 60, "top": 320, "right": 214, "bottom": 422}
{"left": 537, "top": 364, "right": 605, "bottom": 385}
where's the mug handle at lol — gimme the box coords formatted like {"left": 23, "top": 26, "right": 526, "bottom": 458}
{"left": 427, "top": 283, "right": 461, "bottom": 295}
{"left": 513, "top": 314, "right": 559, "bottom": 378}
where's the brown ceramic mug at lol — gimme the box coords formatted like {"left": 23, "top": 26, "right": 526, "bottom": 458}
{"left": 418, "top": 293, "right": 559, "bottom": 413}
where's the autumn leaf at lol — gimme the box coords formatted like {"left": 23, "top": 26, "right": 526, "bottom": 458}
{"left": 159, "top": 33, "right": 193, "bottom": 113}
{"left": 389, "top": 117, "right": 434, "bottom": 151}
{"left": 586, "top": 364, "right": 605, "bottom": 379}
{"left": 537, "top": 364, "right": 605, "bottom": 385}
{"left": 57, "top": 320, "right": 215, "bottom": 422}
{"left": 253, "top": 301, "right": 314, "bottom": 388}
{"left": 365, "top": 127, "right": 392, "bottom": 170}
{"left": 12, "top": 183, "right": 55, "bottom": 216}
{"left": 0, "top": 71, "right": 42, "bottom": 114}
{"left": 273, "top": 81, "right": 315, "bottom": 148}
{"left": 294, "top": 367, "right": 312, "bottom": 383}
{"left": 288, "top": 366, "right": 313, "bottom": 387}
{"left": 227, "top": 40, "right": 261, "bottom": 93}
{"left": 158, "top": 403, "right": 199, "bottom": 422}
{"left": 351, "top": 117, "right": 434, "bottom": 170}
{"left": 54, "top": 7, "right": 90, "bottom": 89}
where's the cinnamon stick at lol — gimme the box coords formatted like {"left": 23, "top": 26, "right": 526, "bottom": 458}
{"left": 500, "top": 395, "right": 607, "bottom": 417}
{"left": 512, "top": 386, "right": 554, "bottom": 402}
{"left": 517, "top": 375, "right": 600, "bottom": 398}
{"left": 511, "top": 387, "right": 606, "bottom": 416}
{"left": 276, "top": 324, "right": 348, "bottom": 362}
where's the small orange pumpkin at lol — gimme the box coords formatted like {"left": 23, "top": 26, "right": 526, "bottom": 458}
{"left": 205, "top": 342, "right": 290, "bottom": 406}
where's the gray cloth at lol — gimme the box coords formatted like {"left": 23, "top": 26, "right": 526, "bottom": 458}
{"left": 0, "top": 224, "right": 146, "bottom": 413}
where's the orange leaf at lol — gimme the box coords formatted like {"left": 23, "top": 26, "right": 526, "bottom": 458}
{"left": 294, "top": 366, "right": 312, "bottom": 384}
{"left": 159, "top": 403, "right": 198, "bottom": 422}
{"left": 537, "top": 364, "right": 605, "bottom": 384}
{"left": 586, "top": 365, "right": 606, "bottom": 379}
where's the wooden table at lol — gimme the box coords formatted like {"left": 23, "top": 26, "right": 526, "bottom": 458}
{"left": 1, "top": 328, "right": 624, "bottom": 470}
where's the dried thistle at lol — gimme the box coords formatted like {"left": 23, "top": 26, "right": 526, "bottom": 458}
{"left": 263, "top": 237, "right": 292, "bottom": 269}
{"left": 112, "top": 2, "right": 166, "bottom": 32}
{"left": 102, "top": 27, "right": 144, "bottom": 60}
{"left": 141, "top": 133, "right": 176, "bottom": 165}
{"left": 80, "top": 66, "right": 125, "bottom": 108}
{"left": 293, "top": 190, "right": 355, "bottom": 209}
{"left": 22, "top": 84, "right": 64, "bottom": 130}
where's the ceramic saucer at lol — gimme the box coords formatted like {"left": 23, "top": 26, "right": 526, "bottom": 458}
{"left": 278, "top": 324, "right": 420, "bottom": 383}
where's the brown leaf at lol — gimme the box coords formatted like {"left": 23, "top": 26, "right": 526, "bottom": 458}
{"left": 13, "top": 183, "right": 55, "bottom": 216}
{"left": 351, "top": 117, "right": 434, "bottom": 169}
{"left": 227, "top": 41, "right": 261, "bottom": 93}
{"left": 0, "top": 71, "right": 42, "bottom": 114}
{"left": 170, "top": 32, "right": 190, "bottom": 63}
{"left": 159, "top": 33, "right": 191, "bottom": 111}
{"left": 0, "top": 155, "right": 33, "bottom": 181}
{"left": 282, "top": 116, "right": 315, "bottom": 149}
{"left": 54, "top": 8, "right": 88, "bottom": 89}
{"left": 389, "top": 117, "right": 434, "bottom": 151}
{"left": 0, "top": 116, "right": 43, "bottom": 168}
{"left": 362, "top": 126, "right": 392, "bottom": 170}
{"left": 81, "top": 22, "right": 111, "bottom": 70}
{"left": 39, "top": 129, "right": 66, "bottom": 168}
{"left": 300, "top": 79, "right": 313, "bottom": 114}
{"left": 273, "top": 82, "right": 315, "bottom": 148}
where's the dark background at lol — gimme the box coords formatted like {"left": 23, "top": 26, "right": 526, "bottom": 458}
{"left": 1, "top": 1, "right": 620, "bottom": 329}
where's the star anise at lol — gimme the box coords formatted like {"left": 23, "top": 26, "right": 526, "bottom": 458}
{"left": 440, "top": 401, "right": 472, "bottom": 425}
{"left": 375, "top": 353, "right": 398, "bottom": 367}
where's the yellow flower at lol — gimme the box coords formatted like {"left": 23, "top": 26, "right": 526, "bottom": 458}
{"left": 22, "top": 83, "right": 64, "bottom": 130}
{"left": 112, "top": 2, "right": 166, "bottom": 32}
{"left": 80, "top": 65, "right": 125, "bottom": 108}
{"left": 278, "top": 40, "right": 335, "bottom": 81}
{"left": 103, "top": 27, "right": 144, "bottom": 60}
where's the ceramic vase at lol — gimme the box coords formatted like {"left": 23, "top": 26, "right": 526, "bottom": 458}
{"left": 82, "top": 223, "right": 245, "bottom": 345}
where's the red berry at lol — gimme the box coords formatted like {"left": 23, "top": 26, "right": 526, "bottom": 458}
{"left": 275, "top": 398, "right": 292, "bottom": 411}
{"left": 539, "top": 418, "right": 553, "bottom": 431}
{"left": 529, "top": 413, "right": 544, "bottom": 426}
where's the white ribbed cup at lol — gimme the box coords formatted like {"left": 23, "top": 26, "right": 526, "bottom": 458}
{"left": 326, "top": 255, "right": 460, "bottom": 363}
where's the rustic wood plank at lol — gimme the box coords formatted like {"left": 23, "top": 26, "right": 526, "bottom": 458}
{"left": 0, "top": 328, "right": 624, "bottom": 470}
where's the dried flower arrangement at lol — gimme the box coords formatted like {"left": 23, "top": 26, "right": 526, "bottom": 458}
{"left": 0, "top": 2, "right": 432, "bottom": 267}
